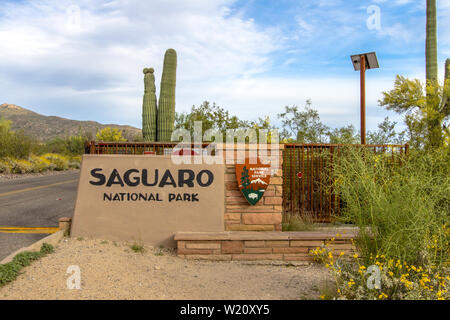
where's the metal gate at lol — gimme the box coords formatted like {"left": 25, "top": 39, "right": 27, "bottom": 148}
{"left": 282, "top": 143, "right": 408, "bottom": 222}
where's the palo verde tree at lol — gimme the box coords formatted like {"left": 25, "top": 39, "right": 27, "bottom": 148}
{"left": 379, "top": 76, "right": 449, "bottom": 149}
{"left": 174, "top": 101, "right": 250, "bottom": 141}
{"left": 277, "top": 99, "right": 329, "bottom": 143}
{"left": 95, "top": 127, "right": 127, "bottom": 142}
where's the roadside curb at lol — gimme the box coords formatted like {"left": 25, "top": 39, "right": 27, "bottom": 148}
{"left": 0, "top": 230, "right": 65, "bottom": 265}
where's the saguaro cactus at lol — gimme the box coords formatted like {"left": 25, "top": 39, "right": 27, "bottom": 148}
{"left": 445, "top": 59, "right": 450, "bottom": 83}
{"left": 426, "top": 0, "right": 437, "bottom": 82}
{"left": 142, "top": 68, "right": 157, "bottom": 141}
{"left": 157, "top": 49, "right": 177, "bottom": 142}
{"left": 444, "top": 59, "right": 450, "bottom": 117}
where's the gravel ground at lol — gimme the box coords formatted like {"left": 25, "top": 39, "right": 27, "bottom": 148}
{"left": 0, "top": 238, "right": 332, "bottom": 300}
{"left": 0, "top": 169, "right": 79, "bottom": 181}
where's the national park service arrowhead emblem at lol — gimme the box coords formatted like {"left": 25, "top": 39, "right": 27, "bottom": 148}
{"left": 235, "top": 158, "right": 271, "bottom": 205}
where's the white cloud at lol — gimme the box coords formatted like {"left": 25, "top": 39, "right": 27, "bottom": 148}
{"left": 378, "top": 23, "right": 413, "bottom": 43}
{"left": 0, "top": 0, "right": 282, "bottom": 124}
{"left": 295, "top": 16, "right": 314, "bottom": 36}
{"left": 0, "top": 0, "right": 439, "bottom": 135}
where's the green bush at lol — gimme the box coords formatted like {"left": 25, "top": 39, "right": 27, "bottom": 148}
{"left": 12, "top": 251, "right": 43, "bottom": 267}
{"left": 40, "top": 243, "right": 54, "bottom": 254}
{"left": 10, "top": 159, "right": 34, "bottom": 173}
{"left": 0, "top": 243, "right": 54, "bottom": 287}
{"left": 41, "top": 153, "right": 69, "bottom": 171}
{"left": 0, "top": 159, "right": 12, "bottom": 173}
{"left": 0, "top": 117, "right": 85, "bottom": 175}
{"left": 310, "top": 245, "right": 449, "bottom": 300}
{"left": 282, "top": 213, "right": 316, "bottom": 231}
{"left": 0, "top": 131, "right": 33, "bottom": 159}
{"left": 0, "top": 154, "right": 82, "bottom": 175}
{"left": 333, "top": 146, "right": 449, "bottom": 267}
{"left": 68, "top": 155, "right": 82, "bottom": 169}
{"left": 29, "top": 154, "right": 51, "bottom": 172}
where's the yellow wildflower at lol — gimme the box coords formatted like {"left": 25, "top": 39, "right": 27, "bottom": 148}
{"left": 378, "top": 292, "right": 388, "bottom": 299}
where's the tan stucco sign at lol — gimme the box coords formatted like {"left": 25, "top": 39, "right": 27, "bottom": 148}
{"left": 71, "top": 155, "right": 224, "bottom": 247}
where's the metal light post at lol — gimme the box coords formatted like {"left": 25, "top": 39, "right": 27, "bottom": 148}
{"left": 350, "top": 52, "right": 379, "bottom": 144}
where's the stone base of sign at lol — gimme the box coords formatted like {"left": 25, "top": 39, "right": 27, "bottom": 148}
{"left": 222, "top": 144, "right": 284, "bottom": 232}
{"left": 58, "top": 217, "right": 72, "bottom": 235}
{"left": 174, "top": 231, "right": 356, "bottom": 261}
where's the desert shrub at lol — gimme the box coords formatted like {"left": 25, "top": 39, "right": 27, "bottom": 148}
{"left": 0, "top": 153, "right": 79, "bottom": 175}
{"left": 0, "top": 118, "right": 85, "bottom": 174}
{"left": 0, "top": 130, "right": 33, "bottom": 159}
{"left": 39, "top": 137, "right": 67, "bottom": 155}
{"left": 37, "top": 133, "right": 89, "bottom": 157}
{"left": 0, "top": 243, "right": 54, "bottom": 287}
{"left": 68, "top": 162, "right": 80, "bottom": 169}
{"left": 40, "top": 153, "right": 69, "bottom": 171}
{"left": 65, "top": 135, "right": 87, "bottom": 155}
{"left": 29, "top": 154, "right": 51, "bottom": 172}
{"left": 316, "top": 146, "right": 450, "bottom": 299}
{"left": 7, "top": 158, "right": 34, "bottom": 173}
{"left": 40, "top": 243, "right": 54, "bottom": 254}
{"left": 67, "top": 155, "right": 82, "bottom": 169}
{"left": 310, "top": 246, "right": 449, "bottom": 300}
{"left": 0, "top": 159, "right": 12, "bottom": 173}
{"left": 333, "top": 146, "right": 449, "bottom": 267}
{"left": 282, "top": 213, "right": 316, "bottom": 231}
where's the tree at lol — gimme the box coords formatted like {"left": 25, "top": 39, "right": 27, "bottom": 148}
{"left": 327, "top": 125, "right": 360, "bottom": 144}
{"left": 278, "top": 100, "right": 329, "bottom": 143}
{"left": 174, "top": 101, "right": 250, "bottom": 140}
{"left": 0, "top": 117, "right": 12, "bottom": 135}
{"left": 0, "top": 117, "right": 33, "bottom": 159}
{"left": 379, "top": 75, "right": 449, "bottom": 149}
{"left": 95, "top": 127, "right": 127, "bottom": 142}
{"left": 240, "top": 166, "right": 250, "bottom": 188}
{"left": 426, "top": 0, "right": 438, "bottom": 82}
{"left": 366, "top": 117, "right": 406, "bottom": 145}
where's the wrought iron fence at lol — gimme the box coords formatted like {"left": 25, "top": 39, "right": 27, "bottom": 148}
{"left": 86, "top": 141, "right": 210, "bottom": 155}
{"left": 282, "top": 143, "right": 409, "bottom": 222}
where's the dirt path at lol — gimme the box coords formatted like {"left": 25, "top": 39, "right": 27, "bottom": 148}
{"left": 0, "top": 238, "right": 331, "bottom": 300}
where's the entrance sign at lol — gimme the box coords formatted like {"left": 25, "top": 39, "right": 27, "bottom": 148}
{"left": 71, "top": 155, "right": 224, "bottom": 247}
{"left": 235, "top": 158, "right": 271, "bottom": 205}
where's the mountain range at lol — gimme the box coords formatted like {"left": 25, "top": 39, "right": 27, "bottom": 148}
{"left": 0, "top": 103, "right": 141, "bottom": 141}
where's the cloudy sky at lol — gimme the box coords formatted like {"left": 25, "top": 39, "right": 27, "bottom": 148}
{"left": 0, "top": 0, "right": 449, "bottom": 131}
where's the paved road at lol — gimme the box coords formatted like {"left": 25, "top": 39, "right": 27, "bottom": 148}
{"left": 0, "top": 171, "right": 79, "bottom": 261}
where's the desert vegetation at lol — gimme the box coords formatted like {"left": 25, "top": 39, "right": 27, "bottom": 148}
{"left": 0, "top": 117, "right": 129, "bottom": 174}
{"left": 0, "top": 117, "right": 83, "bottom": 174}
{"left": 307, "top": 49, "right": 450, "bottom": 299}
{"left": 310, "top": 146, "right": 449, "bottom": 300}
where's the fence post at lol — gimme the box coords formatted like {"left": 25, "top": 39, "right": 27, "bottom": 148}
{"left": 89, "top": 141, "right": 95, "bottom": 154}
